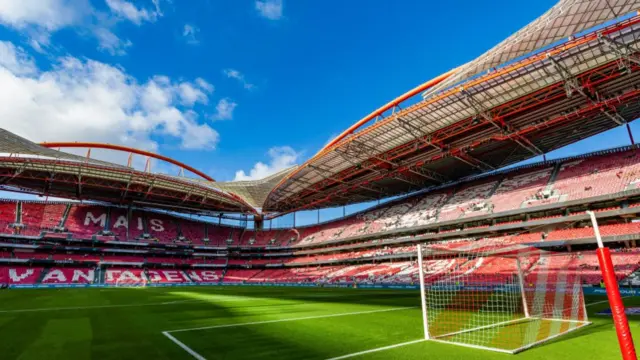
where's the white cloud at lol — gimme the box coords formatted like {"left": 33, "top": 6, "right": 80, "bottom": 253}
{"left": 0, "top": 0, "right": 88, "bottom": 50}
{"left": 93, "top": 26, "right": 132, "bottom": 55}
{"left": 255, "top": 0, "right": 283, "bottom": 21}
{"left": 0, "top": 0, "right": 160, "bottom": 55}
{"left": 0, "top": 0, "right": 82, "bottom": 31}
{"left": 234, "top": 146, "right": 299, "bottom": 181}
{"left": 223, "top": 68, "right": 255, "bottom": 90}
{"left": 212, "top": 98, "right": 237, "bottom": 121}
{"left": 105, "top": 0, "right": 161, "bottom": 25}
{"left": 195, "top": 77, "right": 214, "bottom": 93}
{"left": 0, "top": 40, "right": 220, "bottom": 158}
{"left": 182, "top": 24, "right": 199, "bottom": 45}
{"left": 178, "top": 82, "right": 208, "bottom": 106}
{"left": 0, "top": 42, "right": 37, "bottom": 75}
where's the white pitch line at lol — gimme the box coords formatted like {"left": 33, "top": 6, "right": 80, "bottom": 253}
{"left": 166, "top": 306, "right": 417, "bottom": 333}
{"left": 585, "top": 296, "right": 631, "bottom": 307}
{"left": 163, "top": 331, "right": 207, "bottom": 360}
{"left": 325, "top": 339, "right": 427, "bottom": 360}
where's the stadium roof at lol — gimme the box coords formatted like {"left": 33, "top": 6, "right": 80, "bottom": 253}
{"left": 0, "top": 129, "right": 257, "bottom": 214}
{"left": 263, "top": 0, "right": 640, "bottom": 217}
{"left": 213, "top": 167, "right": 298, "bottom": 211}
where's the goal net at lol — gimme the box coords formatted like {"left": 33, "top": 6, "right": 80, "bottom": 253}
{"left": 417, "top": 241, "right": 590, "bottom": 354}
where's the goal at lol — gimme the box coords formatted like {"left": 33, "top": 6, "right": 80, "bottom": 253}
{"left": 416, "top": 242, "right": 590, "bottom": 354}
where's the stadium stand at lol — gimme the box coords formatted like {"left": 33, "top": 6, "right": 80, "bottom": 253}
{"left": 2, "top": 148, "right": 640, "bottom": 288}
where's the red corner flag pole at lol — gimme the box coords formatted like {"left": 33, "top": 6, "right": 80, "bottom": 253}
{"left": 587, "top": 211, "right": 637, "bottom": 360}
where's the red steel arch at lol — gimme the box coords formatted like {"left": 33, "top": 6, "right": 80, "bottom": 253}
{"left": 320, "top": 68, "right": 458, "bottom": 153}
{"left": 39, "top": 142, "right": 215, "bottom": 182}
{"left": 265, "top": 68, "right": 458, "bottom": 210}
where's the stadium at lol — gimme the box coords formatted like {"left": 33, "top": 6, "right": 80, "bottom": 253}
{"left": 3, "top": 0, "right": 640, "bottom": 359}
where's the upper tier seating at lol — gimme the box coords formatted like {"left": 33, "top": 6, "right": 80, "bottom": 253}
{"left": 65, "top": 204, "right": 106, "bottom": 238}
{"left": 552, "top": 150, "right": 640, "bottom": 202}
{"left": 147, "top": 213, "right": 178, "bottom": 243}
{"left": 490, "top": 167, "right": 553, "bottom": 213}
{"left": 180, "top": 219, "right": 206, "bottom": 244}
{"left": 439, "top": 181, "right": 498, "bottom": 221}
{"left": 394, "top": 192, "right": 450, "bottom": 229}
{"left": 0, "top": 202, "right": 16, "bottom": 234}
{"left": 108, "top": 210, "right": 146, "bottom": 240}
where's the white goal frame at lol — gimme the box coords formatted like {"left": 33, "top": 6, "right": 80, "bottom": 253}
{"left": 416, "top": 244, "right": 590, "bottom": 354}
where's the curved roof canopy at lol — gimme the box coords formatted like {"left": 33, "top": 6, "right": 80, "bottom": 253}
{"left": 263, "top": 0, "right": 640, "bottom": 216}
{"left": 0, "top": 129, "right": 256, "bottom": 213}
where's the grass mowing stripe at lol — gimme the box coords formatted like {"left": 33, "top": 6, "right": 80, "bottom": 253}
{"left": 162, "top": 331, "right": 207, "bottom": 360}
{"left": 324, "top": 339, "right": 427, "bottom": 360}
{"left": 166, "top": 306, "right": 416, "bottom": 333}
{"left": 0, "top": 297, "right": 255, "bottom": 313}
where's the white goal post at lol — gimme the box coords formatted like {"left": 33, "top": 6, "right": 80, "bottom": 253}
{"left": 416, "top": 243, "right": 590, "bottom": 354}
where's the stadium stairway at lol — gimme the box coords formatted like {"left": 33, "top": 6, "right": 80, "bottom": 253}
{"left": 15, "top": 202, "right": 22, "bottom": 224}
{"left": 139, "top": 215, "right": 149, "bottom": 237}
{"left": 202, "top": 223, "right": 209, "bottom": 242}
{"left": 58, "top": 204, "right": 72, "bottom": 229}
{"left": 103, "top": 207, "right": 112, "bottom": 233}
{"left": 487, "top": 178, "right": 504, "bottom": 200}
{"left": 545, "top": 162, "right": 562, "bottom": 191}
{"left": 35, "top": 267, "right": 50, "bottom": 284}
{"left": 227, "top": 228, "right": 237, "bottom": 245}
{"left": 181, "top": 270, "right": 196, "bottom": 282}
{"left": 434, "top": 192, "right": 454, "bottom": 222}
{"left": 96, "top": 267, "right": 105, "bottom": 284}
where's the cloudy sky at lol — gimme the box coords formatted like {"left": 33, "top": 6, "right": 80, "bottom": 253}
{"left": 0, "top": 0, "right": 637, "bottom": 225}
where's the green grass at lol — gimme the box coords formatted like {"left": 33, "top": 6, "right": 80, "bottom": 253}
{"left": 0, "top": 286, "right": 638, "bottom": 359}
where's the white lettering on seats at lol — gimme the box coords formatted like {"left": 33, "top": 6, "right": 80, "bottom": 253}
{"left": 84, "top": 212, "right": 107, "bottom": 227}
{"left": 9, "top": 268, "right": 34, "bottom": 282}
{"left": 149, "top": 219, "right": 165, "bottom": 232}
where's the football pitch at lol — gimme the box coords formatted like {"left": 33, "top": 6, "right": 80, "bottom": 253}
{"left": 0, "top": 286, "right": 637, "bottom": 359}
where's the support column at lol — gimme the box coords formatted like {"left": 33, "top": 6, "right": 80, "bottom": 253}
{"left": 626, "top": 122, "right": 636, "bottom": 147}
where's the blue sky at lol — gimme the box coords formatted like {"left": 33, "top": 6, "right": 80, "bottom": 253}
{"left": 0, "top": 0, "right": 638, "bottom": 227}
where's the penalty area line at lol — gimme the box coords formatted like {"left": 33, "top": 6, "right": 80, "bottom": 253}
{"left": 162, "top": 331, "right": 207, "bottom": 360}
{"left": 165, "top": 306, "right": 416, "bottom": 333}
{"left": 325, "top": 339, "right": 427, "bottom": 360}
{"left": 585, "top": 296, "right": 631, "bottom": 307}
